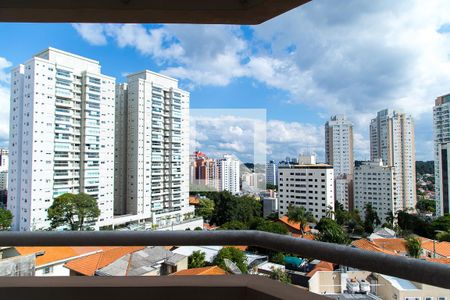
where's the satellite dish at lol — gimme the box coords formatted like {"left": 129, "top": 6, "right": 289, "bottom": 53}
{"left": 224, "top": 258, "right": 242, "bottom": 274}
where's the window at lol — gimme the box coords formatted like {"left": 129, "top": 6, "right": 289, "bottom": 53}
{"left": 43, "top": 266, "right": 53, "bottom": 274}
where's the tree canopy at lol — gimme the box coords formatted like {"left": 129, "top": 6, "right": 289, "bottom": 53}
{"left": 315, "top": 217, "right": 350, "bottom": 245}
{"left": 188, "top": 250, "right": 207, "bottom": 269}
{"left": 405, "top": 235, "right": 422, "bottom": 258}
{"left": 205, "top": 191, "right": 262, "bottom": 226}
{"left": 213, "top": 247, "right": 248, "bottom": 274}
{"left": 0, "top": 208, "right": 13, "bottom": 230}
{"left": 416, "top": 199, "right": 436, "bottom": 214}
{"left": 363, "top": 203, "right": 381, "bottom": 233}
{"left": 195, "top": 198, "right": 215, "bottom": 221}
{"left": 286, "top": 205, "right": 315, "bottom": 235}
{"left": 47, "top": 193, "right": 100, "bottom": 231}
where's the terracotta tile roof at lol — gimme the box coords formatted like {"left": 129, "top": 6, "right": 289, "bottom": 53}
{"left": 372, "top": 238, "right": 407, "bottom": 253}
{"left": 421, "top": 240, "right": 450, "bottom": 257}
{"left": 277, "top": 216, "right": 311, "bottom": 232}
{"left": 426, "top": 257, "right": 450, "bottom": 265}
{"left": 351, "top": 239, "right": 397, "bottom": 256}
{"left": 189, "top": 196, "right": 199, "bottom": 205}
{"left": 64, "top": 246, "right": 144, "bottom": 276}
{"left": 291, "top": 232, "right": 315, "bottom": 240}
{"left": 15, "top": 246, "right": 115, "bottom": 267}
{"left": 306, "top": 261, "right": 334, "bottom": 277}
{"left": 171, "top": 266, "right": 227, "bottom": 276}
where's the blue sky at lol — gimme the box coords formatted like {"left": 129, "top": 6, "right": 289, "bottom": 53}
{"left": 1, "top": 0, "right": 450, "bottom": 162}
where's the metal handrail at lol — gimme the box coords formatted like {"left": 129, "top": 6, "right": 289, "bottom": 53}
{"left": 0, "top": 230, "right": 449, "bottom": 289}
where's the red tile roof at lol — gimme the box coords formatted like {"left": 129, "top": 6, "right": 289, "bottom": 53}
{"left": 64, "top": 246, "right": 144, "bottom": 276}
{"left": 15, "top": 246, "right": 115, "bottom": 267}
{"left": 171, "top": 266, "right": 227, "bottom": 276}
{"left": 307, "top": 261, "right": 335, "bottom": 277}
{"left": 371, "top": 238, "right": 407, "bottom": 253}
{"left": 277, "top": 216, "right": 311, "bottom": 232}
{"left": 189, "top": 196, "right": 199, "bottom": 205}
{"left": 351, "top": 239, "right": 397, "bottom": 256}
{"left": 421, "top": 240, "right": 450, "bottom": 257}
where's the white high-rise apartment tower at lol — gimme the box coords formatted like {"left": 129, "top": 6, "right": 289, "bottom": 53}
{"left": 370, "top": 109, "right": 416, "bottom": 211}
{"left": 8, "top": 48, "right": 116, "bottom": 231}
{"left": 114, "top": 71, "right": 195, "bottom": 229}
{"left": 325, "top": 115, "right": 354, "bottom": 210}
{"left": 217, "top": 154, "right": 240, "bottom": 195}
{"left": 278, "top": 154, "right": 334, "bottom": 220}
{"left": 354, "top": 160, "right": 397, "bottom": 224}
{"left": 433, "top": 94, "right": 450, "bottom": 216}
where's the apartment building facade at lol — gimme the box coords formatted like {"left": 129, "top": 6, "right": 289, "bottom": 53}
{"left": 217, "top": 154, "right": 240, "bottom": 195}
{"left": 370, "top": 109, "right": 416, "bottom": 211}
{"left": 278, "top": 155, "right": 334, "bottom": 220}
{"left": 190, "top": 151, "right": 219, "bottom": 191}
{"left": 325, "top": 115, "right": 354, "bottom": 210}
{"left": 433, "top": 93, "right": 450, "bottom": 216}
{"left": 114, "top": 71, "right": 194, "bottom": 229}
{"left": 8, "top": 48, "right": 115, "bottom": 231}
{"left": 353, "top": 160, "right": 397, "bottom": 224}
{"left": 266, "top": 160, "right": 278, "bottom": 186}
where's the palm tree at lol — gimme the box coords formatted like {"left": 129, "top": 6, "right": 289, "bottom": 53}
{"left": 287, "top": 205, "right": 316, "bottom": 236}
{"left": 188, "top": 250, "right": 206, "bottom": 268}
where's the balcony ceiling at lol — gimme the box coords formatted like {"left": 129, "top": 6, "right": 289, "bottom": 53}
{"left": 0, "top": 0, "right": 311, "bottom": 24}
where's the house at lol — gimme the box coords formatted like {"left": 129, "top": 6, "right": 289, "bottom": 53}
{"left": 351, "top": 239, "right": 398, "bottom": 256}
{"left": 420, "top": 239, "right": 450, "bottom": 258}
{"left": 370, "top": 238, "right": 407, "bottom": 255}
{"left": 4, "top": 246, "right": 116, "bottom": 276}
{"left": 171, "top": 266, "right": 227, "bottom": 276}
{"left": 65, "top": 246, "right": 187, "bottom": 276}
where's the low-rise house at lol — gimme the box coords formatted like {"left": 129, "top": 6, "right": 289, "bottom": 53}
{"left": 65, "top": 246, "right": 186, "bottom": 276}
{"left": 3, "top": 246, "right": 117, "bottom": 276}
{"left": 420, "top": 239, "right": 450, "bottom": 258}
{"left": 368, "top": 227, "right": 396, "bottom": 240}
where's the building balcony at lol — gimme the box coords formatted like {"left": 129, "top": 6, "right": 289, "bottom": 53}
{"left": 0, "top": 230, "right": 448, "bottom": 300}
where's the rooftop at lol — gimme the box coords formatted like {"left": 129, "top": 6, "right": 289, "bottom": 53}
{"left": 64, "top": 246, "right": 144, "bottom": 276}
{"left": 171, "top": 266, "right": 227, "bottom": 276}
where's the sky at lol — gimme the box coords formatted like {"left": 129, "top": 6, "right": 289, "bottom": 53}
{"left": 1, "top": 0, "right": 450, "bottom": 163}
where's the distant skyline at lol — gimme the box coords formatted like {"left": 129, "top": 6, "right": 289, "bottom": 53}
{"left": 1, "top": 1, "right": 450, "bottom": 161}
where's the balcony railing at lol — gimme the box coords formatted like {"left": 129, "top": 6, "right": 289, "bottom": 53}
{"left": 0, "top": 230, "right": 449, "bottom": 289}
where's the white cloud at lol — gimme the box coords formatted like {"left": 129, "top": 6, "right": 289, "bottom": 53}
{"left": 72, "top": 24, "right": 107, "bottom": 46}
{"left": 71, "top": 1, "right": 450, "bottom": 160}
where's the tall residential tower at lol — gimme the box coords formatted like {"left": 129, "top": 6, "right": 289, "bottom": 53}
{"left": 114, "top": 70, "right": 195, "bottom": 229}
{"left": 433, "top": 94, "right": 450, "bottom": 216}
{"left": 370, "top": 109, "right": 416, "bottom": 211}
{"left": 325, "top": 115, "right": 354, "bottom": 210}
{"left": 8, "top": 48, "right": 116, "bottom": 231}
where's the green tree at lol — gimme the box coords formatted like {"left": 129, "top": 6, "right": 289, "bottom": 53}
{"left": 47, "top": 193, "right": 100, "bottom": 231}
{"left": 188, "top": 250, "right": 207, "bottom": 269}
{"left": 213, "top": 247, "right": 248, "bottom": 274}
{"left": 269, "top": 268, "right": 291, "bottom": 284}
{"left": 416, "top": 199, "right": 436, "bottom": 214}
{"left": 383, "top": 211, "right": 395, "bottom": 229}
{"left": 405, "top": 236, "right": 422, "bottom": 258}
{"left": 432, "top": 214, "right": 450, "bottom": 233}
{"left": 209, "top": 192, "right": 261, "bottom": 225}
{"left": 286, "top": 205, "right": 315, "bottom": 235}
{"left": 220, "top": 220, "right": 248, "bottom": 230}
{"left": 315, "top": 218, "right": 350, "bottom": 245}
{"left": 270, "top": 252, "right": 285, "bottom": 264}
{"left": 436, "top": 230, "right": 450, "bottom": 242}
{"left": 364, "top": 203, "right": 381, "bottom": 234}
{"left": 0, "top": 208, "right": 13, "bottom": 230}
{"left": 195, "top": 198, "right": 215, "bottom": 221}
{"left": 249, "top": 217, "right": 288, "bottom": 235}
